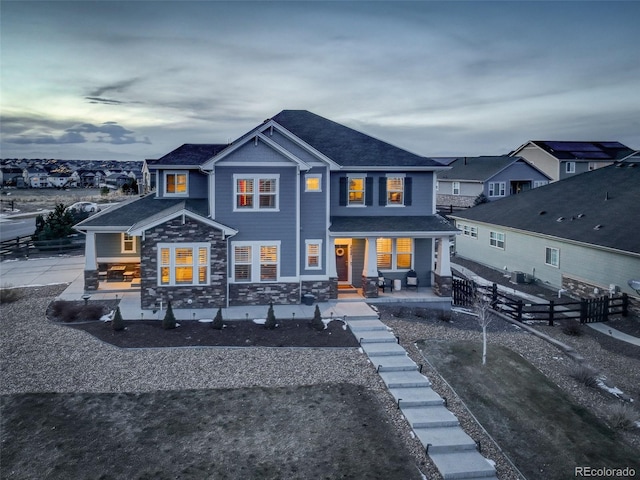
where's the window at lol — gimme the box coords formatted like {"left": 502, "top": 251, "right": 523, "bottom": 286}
{"left": 158, "top": 244, "right": 209, "bottom": 286}
{"left": 488, "top": 182, "right": 506, "bottom": 197}
{"left": 232, "top": 242, "right": 280, "bottom": 282}
{"left": 533, "top": 180, "right": 548, "bottom": 188}
{"left": 377, "top": 238, "right": 413, "bottom": 270}
{"left": 461, "top": 224, "right": 478, "bottom": 238}
{"left": 234, "top": 174, "right": 279, "bottom": 211}
{"left": 305, "top": 240, "right": 322, "bottom": 269}
{"left": 489, "top": 231, "right": 505, "bottom": 249}
{"left": 165, "top": 172, "right": 188, "bottom": 196}
{"left": 545, "top": 247, "right": 559, "bottom": 267}
{"left": 348, "top": 177, "right": 365, "bottom": 205}
{"left": 386, "top": 177, "right": 404, "bottom": 205}
{"left": 452, "top": 182, "right": 460, "bottom": 195}
{"left": 565, "top": 162, "right": 576, "bottom": 174}
{"left": 305, "top": 174, "right": 322, "bottom": 192}
{"left": 121, "top": 233, "right": 136, "bottom": 253}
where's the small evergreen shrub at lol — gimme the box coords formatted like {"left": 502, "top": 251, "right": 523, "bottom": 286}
{"left": 82, "top": 304, "right": 104, "bottom": 321}
{"left": 112, "top": 306, "right": 125, "bottom": 331}
{"left": 608, "top": 403, "right": 639, "bottom": 430}
{"left": 162, "top": 301, "right": 177, "bottom": 330}
{"left": 562, "top": 321, "right": 583, "bottom": 336}
{"left": 0, "top": 285, "right": 20, "bottom": 304}
{"left": 264, "top": 303, "right": 277, "bottom": 330}
{"left": 212, "top": 308, "right": 224, "bottom": 330}
{"left": 310, "top": 305, "right": 325, "bottom": 331}
{"left": 570, "top": 364, "right": 599, "bottom": 388}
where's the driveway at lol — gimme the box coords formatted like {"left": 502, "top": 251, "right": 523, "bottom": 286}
{"left": 0, "top": 255, "right": 85, "bottom": 288}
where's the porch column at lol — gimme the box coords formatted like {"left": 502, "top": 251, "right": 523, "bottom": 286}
{"left": 327, "top": 236, "right": 338, "bottom": 299}
{"left": 84, "top": 231, "right": 99, "bottom": 291}
{"left": 434, "top": 235, "right": 452, "bottom": 297}
{"left": 361, "top": 237, "right": 379, "bottom": 298}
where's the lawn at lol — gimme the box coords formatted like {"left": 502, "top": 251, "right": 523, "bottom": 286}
{"left": 1, "top": 384, "right": 422, "bottom": 480}
{"left": 416, "top": 340, "right": 639, "bottom": 480}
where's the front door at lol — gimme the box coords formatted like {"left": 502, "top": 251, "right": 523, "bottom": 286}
{"left": 335, "top": 244, "right": 349, "bottom": 283}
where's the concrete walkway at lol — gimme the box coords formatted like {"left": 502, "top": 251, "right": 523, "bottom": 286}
{"left": 348, "top": 310, "right": 498, "bottom": 480}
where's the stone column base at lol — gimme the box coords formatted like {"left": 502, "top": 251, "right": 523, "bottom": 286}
{"left": 361, "top": 275, "right": 379, "bottom": 298}
{"left": 328, "top": 277, "right": 339, "bottom": 299}
{"left": 433, "top": 273, "right": 452, "bottom": 297}
{"left": 84, "top": 270, "right": 99, "bottom": 291}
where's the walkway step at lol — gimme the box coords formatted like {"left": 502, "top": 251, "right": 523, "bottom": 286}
{"left": 357, "top": 331, "right": 398, "bottom": 344}
{"left": 389, "top": 386, "right": 443, "bottom": 407}
{"left": 361, "top": 342, "right": 407, "bottom": 357}
{"left": 429, "top": 451, "right": 496, "bottom": 479}
{"left": 402, "top": 405, "right": 459, "bottom": 428}
{"left": 368, "top": 354, "right": 418, "bottom": 372}
{"left": 414, "top": 427, "right": 477, "bottom": 453}
{"left": 348, "top": 319, "right": 389, "bottom": 332}
{"left": 379, "top": 370, "right": 431, "bottom": 388}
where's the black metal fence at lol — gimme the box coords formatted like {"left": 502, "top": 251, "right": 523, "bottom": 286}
{"left": 452, "top": 277, "right": 628, "bottom": 325}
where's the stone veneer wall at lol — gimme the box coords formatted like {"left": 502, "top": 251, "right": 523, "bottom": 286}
{"left": 563, "top": 274, "right": 640, "bottom": 316}
{"left": 433, "top": 273, "right": 452, "bottom": 297}
{"left": 140, "top": 216, "right": 227, "bottom": 310}
{"left": 301, "top": 280, "right": 334, "bottom": 302}
{"left": 361, "top": 275, "right": 379, "bottom": 298}
{"left": 437, "top": 194, "right": 475, "bottom": 208}
{"left": 84, "top": 270, "right": 99, "bottom": 291}
{"left": 229, "top": 283, "right": 299, "bottom": 306}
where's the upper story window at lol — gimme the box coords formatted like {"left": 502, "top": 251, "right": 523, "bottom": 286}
{"left": 158, "top": 243, "right": 209, "bottom": 286}
{"left": 121, "top": 233, "right": 136, "bottom": 253}
{"left": 489, "top": 231, "right": 505, "bottom": 249}
{"left": 452, "top": 182, "right": 460, "bottom": 195}
{"left": 339, "top": 176, "right": 373, "bottom": 206}
{"left": 545, "top": 247, "right": 559, "bottom": 267}
{"left": 165, "top": 171, "right": 188, "bottom": 196}
{"left": 305, "top": 174, "right": 322, "bottom": 192}
{"left": 565, "top": 162, "right": 576, "bottom": 174}
{"left": 488, "top": 182, "right": 506, "bottom": 197}
{"left": 386, "top": 176, "right": 404, "bottom": 205}
{"left": 533, "top": 180, "right": 548, "bottom": 188}
{"left": 234, "top": 174, "right": 279, "bottom": 211}
{"left": 460, "top": 224, "right": 478, "bottom": 239}
{"left": 348, "top": 177, "right": 365, "bottom": 205}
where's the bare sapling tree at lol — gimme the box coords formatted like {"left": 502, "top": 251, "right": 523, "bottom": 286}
{"left": 474, "top": 291, "right": 494, "bottom": 365}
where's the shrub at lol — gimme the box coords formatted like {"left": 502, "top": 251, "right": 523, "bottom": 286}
{"left": 34, "top": 203, "right": 75, "bottom": 241}
{"left": 608, "top": 403, "right": 639, "bottom": 430}
{"left": 162, "top": 301, "right": 177, "bottom": 330}
{"left": 212, "top": 308, "right": 224, "bottom": 330}
{"left": 562, "top": 321, "right": 583, "bottom": 336}
{"left": 0, "top": 285, "right": 20, "bottom": 304}
{"left": 570, "top": 364, "right": 599, "bottom": 388}
{"left": 310, "top": 305, "right": 325, "bottom": 331}
{"left": 437, "top": 309, "right": 452, "bottom": 322}
{"left": 264, "top": 303, "right": 277, "bottom": 330}
{"left": 112, "top": 306, "right": 125, "bottom": 331}
{"left": 82, "top": 304, "right": 104, "bottom": 321}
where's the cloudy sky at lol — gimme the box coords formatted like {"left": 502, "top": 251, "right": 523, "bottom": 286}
{"left": 2, "top": 1, "right": 639, "bottom": 162}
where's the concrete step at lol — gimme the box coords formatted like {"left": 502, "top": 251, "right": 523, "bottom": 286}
{"left": 361, "top": 342, "right": 407, "bottom": 357}
{"left": 429, "top": 451, "right": 496, "bottom": 479}
{"left": 402, "top": 405, "right": 459, "bottom": 428}
{"left": 379, "top": 370, "right": 431, "bottom": 389}
{"left": 357, "top": 331, "right": 398, "bottom": 344}
{"left": 368, "top": 354, "right": 418, "bottom": 372}
{"left": 414, "top": 426, "right": 477, "bottom": 453}
{"left": 348, "top": 319, "right": 389, "bottom": 332}
{"left": 389, "top": 386, "right": 443, "bottom": 407}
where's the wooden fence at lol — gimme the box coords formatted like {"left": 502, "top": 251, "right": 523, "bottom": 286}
{"left": 1, "top": 235, "right": 85, "bottom": 259}
{"left": 452, "top": 278, "right": 628, "bottom": 325}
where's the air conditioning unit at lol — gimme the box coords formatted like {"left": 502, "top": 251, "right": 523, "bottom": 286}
{"left": 511, "top": 271, "right": 526, "bottom": 284}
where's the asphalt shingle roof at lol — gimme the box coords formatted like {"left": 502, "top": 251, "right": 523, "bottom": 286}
{"left": 438, "top": 156, "right": 535, "bottom": 181}
{"left": 271, "top": 110, "right": 442, "bottom": 168}
{"left": 147, "top": 144, "right": 229, "bottom": 167}
{"left": 329, "top": 215, "right": 458, "bottom": 234}
{"left": 451, "top": 162, "right": 640, "bottom": 255}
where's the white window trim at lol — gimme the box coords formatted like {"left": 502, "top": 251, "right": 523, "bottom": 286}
{"left": 233, "top": 174, "right": 280, "bottom": 212}
{"left": 231, "top": 241, "right": 281, "bottom": 283}
{"left": 157, "top": 242, "right": 210, "bottom": 286}
{"left": 488, "top": 181, "right": 506, "bottom": 197}
{"left": 347, "top": 174, "right": 367, "bottom": 207}
{"left": 305, "top": 239, "right": 323, "bottom": 270}
{"left": 489, "top": 231, "right": 505, "bottom": 250}
{"left": 565, "top": 162, "right": 576, "bottom": 173}
{"left": 121, "top": 233, "right": 137, "bottom": 253}
{"left": 452, "top": 182, "right": 460, "bottom": 195}
{"left": 385, "top": 174, "right": 405, "bottom": 207}
{"left": 461, "top": 224, "right": 478, "bottom": 239}
{"left": 376, "top": 238, "right": 414, "bottom": 272}
{"left": 534, "top": 180, "right": 548, "bottom": 188}
{"left": 305, "top": 174, "right": 322, "bottom": 192}
{"left": 545, "top": 247, "right": 560, "bottom": 268}
{"left": 164, "top": 171, "right": 189, "bottom": 197}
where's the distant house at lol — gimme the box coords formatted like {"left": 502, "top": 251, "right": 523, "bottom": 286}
{"left": 1, "top": 167, "right": 25, "bottom": 187}
{"left": 511, "top": 140, "right": 636, "bottom": 182}
{"left": 48, "top": 172, "right": 74, "bottom": 188}
{"left": 23, "top": 167, "right": 49, "bottom": 188}
{"left": 105, "top": 173, "right": 130, "bottom": 189}
{"left": 450, "top": 161, "right": 640, "bottom": 301}
{"left": 437, "top": 156, "right": 550, "bottom": 208}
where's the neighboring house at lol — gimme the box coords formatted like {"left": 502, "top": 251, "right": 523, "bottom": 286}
{"left": 437, "top": 156, "right": 551, "bottom": 208}
{"left": 105, "top": 173, "right": 130, "bottom": 189}
{"left": 23, "top": 167, "right": 50, "bottom": 188}
{"left": 1, "top": 167, "right": 25, "bottom": 187}
{"left": 47, "top": 172, "right": 74, "bottom": 188}
{"left": 75, "top": 110, "right": 458, "bottom": 309}
{"left": 511, "top": 140, "right": 635, "bottom": 182}
{"left": 77, "top": 169, "right": 98, "bottom": 188}
{"left": 450, "top": 161, "right": 640, "bottom": 300}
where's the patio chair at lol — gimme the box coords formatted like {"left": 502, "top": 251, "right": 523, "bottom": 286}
{"left": 405, "top": 269, "right": 419, "bottom": 291}
{"left": 378, "top": 271, "right": 393, "bottom": 293}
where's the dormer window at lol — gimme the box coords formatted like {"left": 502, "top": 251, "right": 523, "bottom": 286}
{"left": 164, "top": 171, "right": 188, "bottom": 196}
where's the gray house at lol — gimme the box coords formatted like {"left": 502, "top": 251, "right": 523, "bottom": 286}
{"left": 75, "top": 110, "right": 458, "bottom": 309}
{"left": 437, "top": 156, "right": 551, "bottom": 208}
{"left": 451, "top": 161, "right": 640, "bottom": 300}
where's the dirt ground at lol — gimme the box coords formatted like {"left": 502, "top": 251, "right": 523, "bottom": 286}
{"left": 1, "top": 188, "right": 132, "bottom": 214}
{"left": 1, "top": 384, "right": 422, "bottom": 480}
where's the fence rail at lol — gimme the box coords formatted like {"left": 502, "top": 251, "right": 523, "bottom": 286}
{"left": 452, "top": 277, "right": 628, "bottom": 325}
{"left": 1, "top": 235, "right": 85, "bottom": 259}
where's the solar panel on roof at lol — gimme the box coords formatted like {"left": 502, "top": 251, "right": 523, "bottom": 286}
{"left": 545, "top": 141, "right": 601, "bottom": 152}
{"left": 570, "top": 151, "right": 611, "bottom": 159}
{"left": 597, "top": 142, "right": 625, "bottom": 149}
